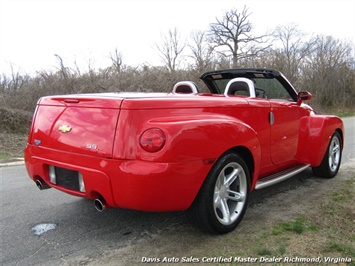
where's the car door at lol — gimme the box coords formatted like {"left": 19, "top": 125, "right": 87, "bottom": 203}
{"left": 269, "top": 100, "right": 303, "bottom": 164}
{"left": 254, "top": 78, "right": 305, "bottom": 165}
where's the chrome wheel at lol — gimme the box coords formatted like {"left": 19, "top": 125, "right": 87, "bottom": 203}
{"left": 187, "top": 152, "right": 250, "bottom": 234}
{"left": 328, "top": 136, "right": 341, "bottom": 172}
{"left": 213, "top": 162, "right": 247, "bottom": 225}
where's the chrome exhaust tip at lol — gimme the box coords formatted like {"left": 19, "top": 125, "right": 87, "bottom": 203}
{"left": 94, "top": 198, "right": 106, "bottom": 212}
{"left": 35, "top": 179, "right": 51, "bottom": 190}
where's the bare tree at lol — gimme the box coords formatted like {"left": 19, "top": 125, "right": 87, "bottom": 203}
{"left": 54, "top": 54, "right": 75, "bottom": 93}
{"left": 155, "top": 28, "right": 186, "bottom": 72}
{"left": 109, "top": 48, "right": 123, "bottom": 73}
{"left": 54, "top": 54, "right": 70, "bottom": 81}
{"left": 273, "top": 24, "right": 316, "bottom": 82}
{"left": 301, "top": 35, "right": 355, "bottom": 107}
{"left": 208, "top": 6, "right": 270, "bottom": 68}
{"left": 188, "top": 30, "right": 214, "bottom": 72}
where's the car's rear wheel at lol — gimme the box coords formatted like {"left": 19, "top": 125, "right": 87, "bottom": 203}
{"left": 312, "top": 131, "right": 342, "bottom": 178}
{"left": 187, "top": 152, "right": 250, "bottom": 234}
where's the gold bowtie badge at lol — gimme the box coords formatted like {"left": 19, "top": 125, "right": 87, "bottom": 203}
{"left": 58, "top": 124, "right": 72, "bottom": 133}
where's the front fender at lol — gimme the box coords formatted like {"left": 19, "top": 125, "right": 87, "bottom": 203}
{"left": 298, "top": 114, "right": 344, "bottom": 167}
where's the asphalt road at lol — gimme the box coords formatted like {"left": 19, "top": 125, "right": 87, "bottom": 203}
{"left": 1, "top": 117, "right": 354, "bottom": 266}
{"left": 342, "top": 116, "right": 355, "bottom": 162}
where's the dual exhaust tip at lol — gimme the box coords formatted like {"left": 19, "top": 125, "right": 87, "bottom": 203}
{"left": 94, "top": 198, "right": 106, "bottom": 212}
{"left": 35, "top": 179, "right": 106, "bottom": 212}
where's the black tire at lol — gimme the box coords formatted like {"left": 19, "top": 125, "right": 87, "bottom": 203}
{"left": 187, "top": 152, "right": 250, "bottom": 234}
{"left": 312, "top": 131, "right": 342, "bottom": 178}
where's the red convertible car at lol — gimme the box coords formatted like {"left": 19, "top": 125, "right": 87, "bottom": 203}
{"left": 24, "top": 68, "right": 344, "bottom": 234}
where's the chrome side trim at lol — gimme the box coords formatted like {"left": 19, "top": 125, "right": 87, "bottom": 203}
{"left": 255, "top": 164, "right": 310, "bottom": 190}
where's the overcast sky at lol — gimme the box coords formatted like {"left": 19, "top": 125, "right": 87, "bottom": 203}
{"left": 0, "top": 0, "right": 354, "bottom": 76}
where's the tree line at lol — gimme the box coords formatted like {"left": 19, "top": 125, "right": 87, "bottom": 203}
{"left": 1, "top": 6, "right": 354, "bottom": 133}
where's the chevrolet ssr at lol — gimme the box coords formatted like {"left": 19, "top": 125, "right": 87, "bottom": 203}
{"left": 24, "top": 68, "right": 344, "bottom": 234}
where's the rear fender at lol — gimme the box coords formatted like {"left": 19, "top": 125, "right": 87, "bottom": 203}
{"left": 143, "top": 116, "right": 260, "bottom": 161}
{"left": 141, "top": 116, "right": 262, "bottom": 191}
{"left": 114, "top": 112, "right": 262, "bottom": 192}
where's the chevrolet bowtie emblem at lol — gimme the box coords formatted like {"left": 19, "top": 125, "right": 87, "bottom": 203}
{"left": 58, "top": 124, "right": 72, "bottom": 133}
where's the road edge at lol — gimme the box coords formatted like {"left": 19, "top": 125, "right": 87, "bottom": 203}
{"left": 0, "top": 158, "right": 25, "bottom": 167}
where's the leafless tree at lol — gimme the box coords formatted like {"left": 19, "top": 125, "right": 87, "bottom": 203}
{"left": 54, "top": 54, "right": 76, "bottom": 93}
{"left": 273, "top": 24, "right": 316, "bottom": 82}
{"left": 188, "top": 30, "right": 214, "bottom": 72}
{"left": 110, "top": 48, "right": 123, "bottom": 73}
{"left": 208, "top": 6, "right": 270, "bottom": 68}
{"left": 301, "top": 35, "right": 355, "bottom": 107}
{"left": 155, "top": 28, "right": 186, "bottom": 72}
{"left": 54, "top": 54, "right": 70, "bottom": 80}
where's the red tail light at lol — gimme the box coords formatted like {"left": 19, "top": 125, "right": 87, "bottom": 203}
{"left": 140, "top": 128, "right": 166, "bottom": 152}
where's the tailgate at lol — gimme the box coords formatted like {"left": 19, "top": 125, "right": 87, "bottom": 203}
{"left": 29, "top": 96, "right": 122, "bottom": 158}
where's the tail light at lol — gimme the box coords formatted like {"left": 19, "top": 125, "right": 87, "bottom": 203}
{"left": 140, "top": 128, "right": 166, "bottom": 152}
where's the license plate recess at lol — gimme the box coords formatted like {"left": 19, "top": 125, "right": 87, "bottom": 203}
{"left": 54, "top": 167, "right": 80, "bottom": 191}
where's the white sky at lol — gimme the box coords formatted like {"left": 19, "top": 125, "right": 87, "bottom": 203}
{"left": 0, "top": 0, "right": 354, "bottom": 76}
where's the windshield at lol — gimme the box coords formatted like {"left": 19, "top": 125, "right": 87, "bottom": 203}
{"left": 201, "top": 69, "right": 298, "bottom": 101}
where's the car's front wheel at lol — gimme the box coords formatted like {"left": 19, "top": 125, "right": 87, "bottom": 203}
{"left": 312, "top": 131, "right": 342, "bottom": 178}
{"left": 187, "top": 152, "right": 250, "bottom": 234}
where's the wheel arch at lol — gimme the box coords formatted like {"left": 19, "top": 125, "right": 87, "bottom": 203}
{"left": 218, "top": 145, "right": 257, "bottom": 191}
{"left": 228, "top": 146, "right": 255, "bottom": 177}
{"left": 335, "top": 128, "right": 344, "bottom": 148}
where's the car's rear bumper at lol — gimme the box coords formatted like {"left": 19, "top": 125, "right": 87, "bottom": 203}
{"left": 24, "top": 145, "right": 211, "bottom": 211}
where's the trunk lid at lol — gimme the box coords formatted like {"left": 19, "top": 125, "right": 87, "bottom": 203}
{"left": 30, "top": 94, "right": 123, "bottom": 158}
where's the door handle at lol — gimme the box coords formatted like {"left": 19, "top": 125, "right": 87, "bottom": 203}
{"left": 269, "top": 112, "right": 274, "bottom": 125}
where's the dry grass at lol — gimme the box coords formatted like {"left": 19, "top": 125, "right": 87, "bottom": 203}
{"left": 217, "top": 172, "right": 355, "bottom": 265}
{"left": 0, "top": 132, "right": 27, "bottom": 159}
{"left": 238, "top": 182, "right": 355, "bottom": 263}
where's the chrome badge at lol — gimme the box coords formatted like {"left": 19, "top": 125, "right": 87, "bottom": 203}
{"left": 58, "top": 124, "right": 72, "bottom": 133}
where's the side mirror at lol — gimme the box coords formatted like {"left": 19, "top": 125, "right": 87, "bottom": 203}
{"left": 297, "top": 91, "right": 312, "bottom": 105}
